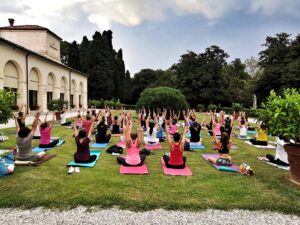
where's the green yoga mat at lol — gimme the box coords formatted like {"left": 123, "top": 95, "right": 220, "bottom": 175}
{"left": 67, "top": 151, "right": 101, "bottom": 167}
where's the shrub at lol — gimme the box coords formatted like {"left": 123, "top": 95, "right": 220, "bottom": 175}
{"left": 0, "top": 90, "right": 17, "bottom": 124}
{"left": 232, "top": 102, "right": 244, "bottom": 112}
{"left": 136, "top": 87, "right": 188, "bottom": 110}
{"left": 197, "top": 104, "right": 205, "bottom": 112}
{"left": 88, "top": 99, "right": 103, "bottom": 108}
{"left": 47, "top": 99, "right": 68, "bottom": 111}
{"left": 207, "top": 104, "right": 218, "bottom": 111}
{"left": 258, "top": 88, "right": 300, "bottom": 142}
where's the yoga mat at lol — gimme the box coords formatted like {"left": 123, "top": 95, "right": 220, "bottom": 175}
{"left": 116, "top": 141, "right": 126, "bottom": 148}
{"left": 264, "top": 161, "right": 290, "bottom": 171}
{"left": 231, "top": 145, "right": 239, "bottom": 150}
{"left": 186, "top": 133, "right": 202, "bottom": 139}
{"left": 144, "top": 143, "right": 163, "bottom": 150}
{"left": 111, "top": 133, "right": 122, "bottom": 137}
{"left": 245, "top": 141, "right": 276, "bottom": 149}
{"left": 90, "top": 143, "right": 108, "bottom": 148}
{"left": 247, "top": 130, "right": 257, "bottom": 135}
{"left": 67, "top": 151, "right": 101, "bottom": 167}
{"left": 161, "top": 158, "right": 192, "bottom": 176}
{"left": 15, "top": 154, "right": 56, "bottom": 166}
{"left": 32, "top": 140, "right": 65, "bottom": 153}
{"left": 201, "top": 154, "right": 240, "bottom": 172}
{"left": 189, "top": 143, "right": 205, "bottom": 149}
{"left": 120, "top": 164, "right": 148, "bottom": 174}
{"left": 237, "top": 136, "right": 252, "bottom": 140}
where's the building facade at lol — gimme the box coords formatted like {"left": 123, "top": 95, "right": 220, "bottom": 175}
{"left": 0, "top": 19, "right": 88, "bottom": 113}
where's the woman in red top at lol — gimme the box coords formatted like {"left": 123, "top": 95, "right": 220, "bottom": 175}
{"left": 163, "top": 110, "right": 188, "bottom": 169}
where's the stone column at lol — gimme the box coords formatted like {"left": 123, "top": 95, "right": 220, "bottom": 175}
{"left": 38, "top": 84, "right": 47, "bottom": 112}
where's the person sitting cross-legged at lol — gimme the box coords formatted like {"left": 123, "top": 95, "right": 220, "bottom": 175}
{"left": 15, "top": 112, "right": 46, "bottom": 162}
{"left": 73, "top": 117, "right": 97, "bottom": 163}
{"left": 163, "top": 111, "right": 187, "bottom": 169}
{"left": 117, "top": 111, "right": 147, "bottom": 166}
{"left": 39, "top": 112, "right": 59, "bottom": 148}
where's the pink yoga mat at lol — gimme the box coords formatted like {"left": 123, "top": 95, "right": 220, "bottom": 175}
{"left": 120, "top": 164, "right": 148, "bottom": 174}
{"left": 161, "top": 158, "right": 192, "bottom": 176}
{"left": 144, "top": 143, "right": 163, "bottom": 150}
{"left": 201, "top": 154, "right": 240, "bottom": 172}
{"left": 116, "top": 141, "right": 126, "bottom": 147}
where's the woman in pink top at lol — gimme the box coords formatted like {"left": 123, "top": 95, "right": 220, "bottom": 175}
{"left": 117, "top": 111, "right": 146, "bottom": 166}
{"left": 82, "top": 114, "right": 93, "bottom": 134}
{"left": 39, "top": 112, "right": 59, "bottom": 148}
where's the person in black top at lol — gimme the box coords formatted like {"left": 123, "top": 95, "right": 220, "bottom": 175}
{"left": 111, "top": 115, "right": 122, "bottom": 134}
{"left": 95, "top": 111, "right": 111, "bottom": 143}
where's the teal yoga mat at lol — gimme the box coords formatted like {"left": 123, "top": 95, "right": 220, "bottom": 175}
{"left": 189, "top": 143, "right": 205, "bottom": 149}
{"left": 247, "top": 130, "right": 257, "bottom": 135}
{"left": 67, "top": 151, "right": 102, "bottom": 167}
{"left": 90, "top": 143, "right": 108, "bottom": 148}
{"left": 32, "top": 140, "right": 65, "bottom": 153}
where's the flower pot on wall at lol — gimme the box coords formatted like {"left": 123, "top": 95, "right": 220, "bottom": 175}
{"left": 284, "top": 143, "right": 300, "bottom": 185}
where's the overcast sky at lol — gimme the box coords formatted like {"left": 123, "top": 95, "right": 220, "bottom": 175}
{"left": 0, "top": 0, "right": 299, "bottom": 75}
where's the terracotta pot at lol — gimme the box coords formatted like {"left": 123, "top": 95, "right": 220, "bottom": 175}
{"left": 55, "top": 112, "right": 61, "bottom": 120}
{"left": 284, "top": 143, "right": 300, "bottom": 185}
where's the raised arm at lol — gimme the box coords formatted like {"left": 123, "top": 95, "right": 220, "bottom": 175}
{"left": 14, "top": 113, "right": 20, "bottom": 133}
{"left": 180, "top": 124, "right": 189, "bottom": 151}
{"left": 153, "top": 111, "right": 159, "bottom": 130}
{"left": 49, "top": 112, "right": 55, "bottom": 128}
{"left": 137, "top": 111, "right": 142, "bottom": 146}
{"left": 165, "top": 116, "right": 173, "bottom": 147}
{"left": 88, "top": 118, "right": 95, "bottom": 139}
{"left": 30, "top": 112, "right": 40, "bottom": 135}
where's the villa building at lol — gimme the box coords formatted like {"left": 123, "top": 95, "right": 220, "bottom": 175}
{"left": 0, "top": 19, "right": 88, "bottom": 113}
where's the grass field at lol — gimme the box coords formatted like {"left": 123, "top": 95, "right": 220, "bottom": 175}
{"left": 0, "top": 112, "right": 300, "bottom": 215}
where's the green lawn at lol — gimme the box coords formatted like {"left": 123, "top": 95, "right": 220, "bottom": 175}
{"left": 0, "top": 112, "right": 300, "bottom": 215}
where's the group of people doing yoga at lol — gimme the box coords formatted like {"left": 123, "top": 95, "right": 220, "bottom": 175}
{"left": 12, "top": 105, "right": 288, "bottom": 168}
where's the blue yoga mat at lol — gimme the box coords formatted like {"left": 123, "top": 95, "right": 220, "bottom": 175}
{"left": 247, "top": 131, "right": 257, "bottom": 135}
{"left": 90, "top": 143, "right": 108, "bottom": 148}
{"left": 67, "top": 151, "right": 102, "bottom": 167}
{"left": 32, "top": 139, "right": 65, "bottom": 153}
{"left": 186, "top": 133, "right": 203, "bottom": 139}
{"left": 190, "top": 143, "right": 205, "bottom": 149}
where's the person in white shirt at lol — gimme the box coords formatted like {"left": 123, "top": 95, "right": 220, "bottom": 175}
{"left": 144, "top": 111, "right": 159, "bottom": 145}
{"left": 265, "top": 137, "right": 289, "bottom": 166}
{"left": 61, "top": 109, "right": 72, "bottom": 126}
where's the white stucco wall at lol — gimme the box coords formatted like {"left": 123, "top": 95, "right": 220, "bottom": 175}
{"left": 0, "top": 41, "right": 88, "bottom": 112}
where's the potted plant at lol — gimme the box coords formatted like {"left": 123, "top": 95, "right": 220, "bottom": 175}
{"left": 259, "top": 88, "right": 300, "bottom": 185}
{"left": 232, "top": 102, "right": 243, "bottom": 119}
{"left": 47, "top": 99, "right": 68, "bottom": 120}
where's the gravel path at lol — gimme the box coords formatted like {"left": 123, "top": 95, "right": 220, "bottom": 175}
{"left": 0, "top": 207, "right": 299, "bottom": 225}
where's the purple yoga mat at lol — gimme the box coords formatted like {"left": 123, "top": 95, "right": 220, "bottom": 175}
{"left": 201, "top": 154, "right": 240, "bottom": 172}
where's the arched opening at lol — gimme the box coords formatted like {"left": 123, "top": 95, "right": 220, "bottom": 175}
{"left": 29, "top": 68, "right": 39, "bottom": 110}
{"left": 60, "top": 77, "right": 67, "bottom": 101}
{"left": 3, "top": 61, "right": 19, "bottom": 105}
{"left": 70, "top": 79, "right": 77, "bottom": 108}
{"left": 79, "top": 82, "right": 83, "bottom": 108}
{"left": 47, "top": 73, "right": 55, "bottom": 104}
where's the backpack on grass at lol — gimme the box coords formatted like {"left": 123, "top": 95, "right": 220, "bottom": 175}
{"left": 0, "top": 151, "right": 15, "bottom": 177}
{"left": 106, "top": 145, "right": 123, "bottom": 154}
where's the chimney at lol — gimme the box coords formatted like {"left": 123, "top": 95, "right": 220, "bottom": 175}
{"left": 8, "top": 18, "right": 14, "bottom": 27}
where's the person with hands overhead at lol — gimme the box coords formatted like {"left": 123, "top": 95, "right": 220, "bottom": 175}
{"left": 117, "top": 111, "right": 147, "bottom": 166}
{"left": 73, "top": 117, "right": 97, "bottom": 163}
{"left": 15, "top": 112, "right": 46, "bottom": 162}
{"left": 163, "top": 112, "right": 187, "bottom": 169}
{"left": 95, "top": 110, "right": 111, "bottom": 143}
{"left": 144, "top": 110, "right": 159, "bottom": 145}
{"left": 39, "top": 112, "right": 59, "bottom": 148}
{"left": 208, "top": 125, "right": 233, "bottom": 166}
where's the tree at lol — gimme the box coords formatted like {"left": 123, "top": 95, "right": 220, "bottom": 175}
{"left": 136, "top": 87, "right": 188, "bottom": 110}
{"left": 0, "top": 90, "right": 17, "bottom": 124}
{"left": 131, "top": 69, "right": 159, "bottom": 103}
{"left": 68, "top": 41, "right": 81, "bottom": 71}
{"left": 172, "top": 46, "right": 230, "bottom": 107}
